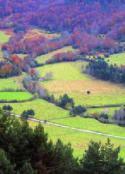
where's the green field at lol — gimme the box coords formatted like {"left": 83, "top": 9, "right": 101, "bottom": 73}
{"left": 44, "top": 125, "right": 125, "bottom": 158}
{"left": 2, "top": 98, "right": 124, "bottom": 158}
{"left": 29, "top": 121, "right": 125, "bottom": 158}
{"left": 0, "top": 91, "right": 33, "bottom": 101}
{"left": 0, "top": 99, "right": 69, "bottom": 120}
{"left": 0, "top": 76, "right": 24, "bottom": 91}
{"left": 37, "top": 62, "right": 86, "bottom": 80}
{"left": 37, "top": 62, "right": 125, "bottom": 107}
{"left": 0, "top": 31, "right": 11, "bottom": 44}
{"left": 107, "top": 52, "right": 125, "bottom": 66}
{"left": 53, "top": 117, "right": 125, "bottom": 137}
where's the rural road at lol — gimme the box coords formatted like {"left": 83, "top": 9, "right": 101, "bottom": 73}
{"left": 14, "top": 114, "right": 125, "bottom": 141}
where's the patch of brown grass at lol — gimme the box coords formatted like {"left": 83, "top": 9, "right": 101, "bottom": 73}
{"left": 24, "top": 29, "right": 60, "bottom": 40}
{"left": 43, "top": 78, "right": 125, "bottom": 95}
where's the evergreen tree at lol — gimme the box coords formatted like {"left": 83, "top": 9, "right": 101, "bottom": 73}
{"left": 79, "top": 139, "right": 125, "bottom": 174}
{"left": 50, "top": 140, "right": 78, "bottom": 174}
{"left": 0, "top": 149, "right": 15, "bottom": 174}
{"left": 19, "top": 162, "right": 36, "bottom": 174}
{"left": 58, "top": 94, "right": 74, "bottom": 109}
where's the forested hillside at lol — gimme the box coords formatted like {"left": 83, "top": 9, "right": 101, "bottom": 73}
{"left": 1, "top": 0, "right": 125, "bottom": 56}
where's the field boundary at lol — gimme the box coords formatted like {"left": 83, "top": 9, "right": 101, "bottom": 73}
{"left": 86, "top": 103, "right": 125, "bottom": 109}
{"left": 0, "top": 96, "right": 36, "bottom": 103}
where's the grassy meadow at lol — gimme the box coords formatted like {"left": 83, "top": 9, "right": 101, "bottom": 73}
{"left": 29, "top": 121, "right": 125, "bottom": 158}
{"left": 0, "top": 99, "right": 69, "bottom": 120}
{"left": 107, "top": 52, "right": 125, "bottom": 66}
{"left": 45, "top": 125, "right": 125, "bottom": 159}
{"left": 37, "top": 62, "right": 125, "bottom": 107}
{"left": 0, "top": 75, "right": 24, "bottom": 91}
{"left": 0, "top": 91, "right": 32, "bottom": 101}
{"left": 0, "top": 30, "right": 11, "bottom": 44}
{"left": 53, "top": 117, "right": 125, "bottom": 137}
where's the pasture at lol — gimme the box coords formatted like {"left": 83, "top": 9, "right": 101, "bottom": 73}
{"left": 37, "top": 62, "right": 86, "bottom": 80}
{"left": 45, "top": 125, "right": 125, "bottom": 158}
{"left": 0, "top": 75, "right": 24, "bottom": 91}
{"left": 54, "top": 117, "right": 125, "bottom": 137}
{"left": 37, "top": 62, "right": 125, "bottom": 107}
{"left": 0, "top": 91, "right": 32, "bottom": 101}
{"left": 0, "top": 30, "right": 11, "bottom": 44}
{"left": 29, "top": 121, "right": 125, "bottom": 158}
{"left": 0, "top": 99, "right": 69, "bottom": 120}
{"left": 106, "top": 52, "right": 125, "bottom": 66}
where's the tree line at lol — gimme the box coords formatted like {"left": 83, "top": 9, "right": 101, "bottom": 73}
{"left": 86, "top": 58, "right": 125, "bottom": 84}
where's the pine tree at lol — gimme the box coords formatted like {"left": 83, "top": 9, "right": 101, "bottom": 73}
{"left": 79, "top": 139, "right": 125, "bottom": 174}
{"left": 0, "top": 149, "right": 15, "bottom": 174}
{"left": 19, "top": 162, "right": 36, "bottom": 174}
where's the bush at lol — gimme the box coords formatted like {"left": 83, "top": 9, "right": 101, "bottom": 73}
{"left": 21, "top": 109, "right": 35, "bottom": 120}
{"left": 99, "top": 112, "right": 109, "bottom": 120}
{"left": 43, "top": 94, "right": 56, "bottom": 104}
{"left": 70, "top": 105, "right": 87, "bottom": 116}
{"left": 26, "top": 109, "right": 35, "bottom": 117}
{"left": 58, "top": 94, "right": 74, "bottom": 109}
{"left": 2, "top": 105, "right": 13, "bottom": 112}
{"left": 113, "top": 107, "right": 125, "bottom": 125}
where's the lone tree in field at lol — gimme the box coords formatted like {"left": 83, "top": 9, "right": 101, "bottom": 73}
{"left": 21, "top": 109, "right": 35, "bottom": 120}
{"left": 2, "top": 105, "right": 13, "bottom": 116}
{"left": 58, "top": 94, "right": 74, "bottom": 109}
{"left": 2, "top": 105, "right": 13, "bottom": 112}
{"left": 70, "top": 105, "right": 87, "bottom": 117}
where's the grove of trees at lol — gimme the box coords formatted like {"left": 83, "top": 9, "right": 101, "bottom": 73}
{"left": 86, "top": 58, "right": 125, "bottom": 84}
